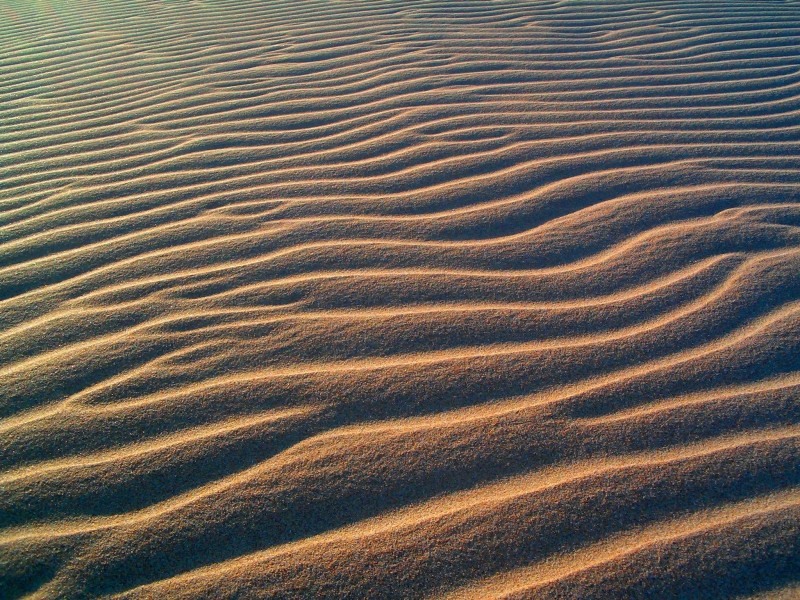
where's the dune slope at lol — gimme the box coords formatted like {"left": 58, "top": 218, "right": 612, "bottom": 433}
{"left": 1, "top": 0, "right": 800, "bottom": 598}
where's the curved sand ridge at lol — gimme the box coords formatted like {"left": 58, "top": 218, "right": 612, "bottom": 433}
{"left": 2, "top": 0, "right": 800, "bottom": 598}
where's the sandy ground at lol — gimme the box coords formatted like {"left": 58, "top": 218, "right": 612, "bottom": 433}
{"left": 1, "top": 0, "right": 800, "bottom": 598}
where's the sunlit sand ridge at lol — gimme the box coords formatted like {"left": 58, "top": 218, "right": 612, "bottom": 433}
{"left": 1, "top": 0, "right": 800, "bottom": 597}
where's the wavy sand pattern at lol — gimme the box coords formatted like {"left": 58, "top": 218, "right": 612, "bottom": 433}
{"left": 2, "top": 0, "right": 800, "bottom": 598}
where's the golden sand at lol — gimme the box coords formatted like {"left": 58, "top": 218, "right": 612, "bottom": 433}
{"left": 2, "top": 0, "right": 800, "bottom": 597}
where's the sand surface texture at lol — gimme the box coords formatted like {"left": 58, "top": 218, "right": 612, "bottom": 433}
{"left": 2, "top": 0, "right": 800, "bottom": 598}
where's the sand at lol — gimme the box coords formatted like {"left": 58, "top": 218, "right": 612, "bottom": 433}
{"left": 1, "top": 0, "right": 800, "bottom": 598}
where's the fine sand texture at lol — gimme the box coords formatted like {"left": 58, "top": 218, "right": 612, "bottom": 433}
{"left": 2, "top": 0, "right": 800, "bottom": 598}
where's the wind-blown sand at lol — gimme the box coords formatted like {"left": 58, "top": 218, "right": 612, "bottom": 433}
{"left": 2, "top": 0, "right": 800, "bottom": 598}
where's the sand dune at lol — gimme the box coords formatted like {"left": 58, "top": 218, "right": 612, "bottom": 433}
{"left": 1, "top": 0, "right": 800, "bottom": 598}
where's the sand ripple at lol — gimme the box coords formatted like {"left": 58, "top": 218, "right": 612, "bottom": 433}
{"left": 1, "top": 0, "right": 799, "bottom": 598}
